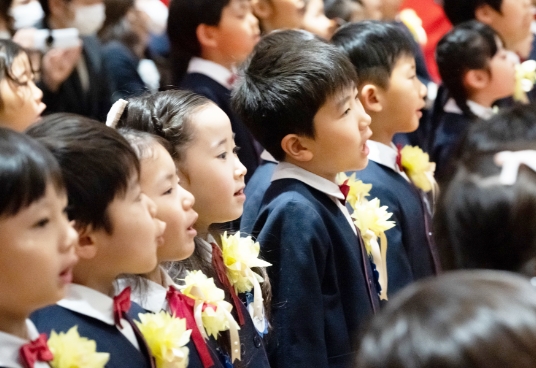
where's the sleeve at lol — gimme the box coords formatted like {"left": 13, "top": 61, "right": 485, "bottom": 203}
{"left": 257, "top": 199, "right": 331, "bottom": 368}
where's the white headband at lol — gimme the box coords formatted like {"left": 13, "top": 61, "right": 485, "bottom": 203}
{"left": 105, "top": 99, "right": 128, "bottom": 128}
{"left": 494, "top": 150, "right": 536, "bottom": 185}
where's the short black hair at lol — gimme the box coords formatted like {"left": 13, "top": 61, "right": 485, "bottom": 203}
{"left": 436, "top": 20, "right": 499, "bottom": 118}
{"left": 443, "top": 0, "right": 502, "bottom": 26}
{"left": 231, "top": 29, "right": 357, "bottom": 161}
{"left": 26, "top": 113, "right": 140, "bottom": 233}
{"left": 0, "top": 39, "right": 33, "bottom": 112}
{"left": 331, "top": 20, "right": 415, "bottom": 89}
{"left": 0, "top": 127, "right": 64, "bottom": 217}
{"left": 356, "top": 270, "right": 536, "bottom": 367}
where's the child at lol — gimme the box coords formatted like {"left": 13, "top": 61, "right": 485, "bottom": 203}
{"left": 301, "top": 0, "right": 337, "bottom": 40}
{"left": 435, "top": 104, "right": 536, "bottom": 274}
{"left": 232, "top": 29, "right": 379, "bottom": 367}
{"left": 431, "top": 20, "right": 516, "bottom": 180}
{"left": 356, "top": 270, "right": 536, "bottom": 368}
{"left": 27, "top": 114, "right": 165, "bottom": 368}
{"left": 442, "top": 0, "right": 533, "bottom": 58}
{"left": 252, "top": 0, "right": 306, "bottom": 34}
{"left": 167, "top": 0, "right": 261, "bottom": 184}
{"left": 0, "top": 127, "right": 77, "bottom": 368}
{"left": 117, "top": 90, "right": 271, "bottom": 368}
{"left": 0, "top": 39, "right": 45, "bottom": 131}
{"left": 332, "top": 20, "right": 440, "bottom": 297}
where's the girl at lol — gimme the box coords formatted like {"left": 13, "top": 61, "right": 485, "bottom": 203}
{"left": 0, "top": 39, "right": 45, "bottom": 131}
{"left": 117, "top": 90, "right": 271, "bottom": 368}
{"left": 0, "top": 127, "right": 77, "bottom": 367}
{"left": 430, "top": 20, "right": 517, "bottom": 181}
{"left": 435, "top": 104, "right": 536, "bottom": 276}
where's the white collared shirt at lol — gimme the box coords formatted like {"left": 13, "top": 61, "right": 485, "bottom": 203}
{"left": 443, "top": 98, "right": 495, "bottom": 120}
{"left": 0, "top": 320, "right": 50, "bottom": 368}
{"left": 367, "top": 140, "right": 410, "bottom": 182}
{"left": 57, "top": 284, "right": 140, "bottom": 350}
{"left": 271, "top": 162, "right": 356, "bottom": 234}
{"left": 260, "top": 150, "right": 278, "bottom": 164}
{"left": 187, "top": 57, "right": 235, "bottom": 90}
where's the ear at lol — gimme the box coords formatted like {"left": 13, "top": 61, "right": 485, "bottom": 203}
{"left": 76, "top": 225, "right": 98, "bottom": 260}
{"left": 463, "top": 69, "right": 490, "bottom": 91}
{"left": 252, "top": 0, "right": 272, "bottom": 20}
{"left": 196, "top": 23, "right": 219, "bottom": 50}
{"left": 474, "top": 4, "right": 498, "bottom": 26}
{"left": 280, "top": 134, "right": 314, "bottom": 162}
{"left": 359, "top": 84, "right": 383, "bottom": 113}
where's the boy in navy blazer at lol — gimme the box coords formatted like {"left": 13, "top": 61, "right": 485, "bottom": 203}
{"left": 232, "top": 30, "right": 380, "bottom": 368}
{"left": 27, "top": 115, "right": 164, "bottom": 368}
{"left": 332, "top": 21, "right": 441, "bottom": 298}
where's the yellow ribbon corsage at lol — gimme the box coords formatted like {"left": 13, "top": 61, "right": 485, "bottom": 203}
{"left": 179, "top": 270, "right": 241, "bottom": 362}
{"left": 514, "top": 59, "right": 536, "bottom": 103}
{"left": 135, "top": 311, "right": 191, "bottom": 368}
{"left": 399, "top": 145, "right": 437, "bottom": 194}
{"left": 221, "top": 231, "right": 271, "bottom": 331}
{"left": 47, "top": 326, "right": 109, "bottom": 368}
{"left": 399, "top": 9, "right": 427, "bottom": 46}
{"left": 336, "top": 172, "right": 372, "bottom": 209}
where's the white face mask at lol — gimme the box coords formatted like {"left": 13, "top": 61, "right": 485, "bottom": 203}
{"left": 136, "top": 0, "right": 168, "bottom": 36}
{"left": 71, "top": 3, "right": 106, "bottom": 36}
{"left": 10, "top": 1, "right": 45, "bottom": 30}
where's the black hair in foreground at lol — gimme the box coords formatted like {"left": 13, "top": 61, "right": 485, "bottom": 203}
{"left": 232, "top": 29, "right": 357, "bottom": 161}
{"left": 356, "top": 270, "right": 536, "bottom": 368}
{"left": 331, "top": 20, "right": 415, "bottom": 89}
{"left": 25, "top": 113, "right": 140, "bottom": 233}
{"left": 0, "top": 127, "right": 63, "bottom": 217}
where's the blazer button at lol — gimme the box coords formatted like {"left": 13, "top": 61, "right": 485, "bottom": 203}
{"left": 253, "top": 334, "right": 262, "bottom": 348}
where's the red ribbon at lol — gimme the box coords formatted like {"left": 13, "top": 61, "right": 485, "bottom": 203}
{"left": 20, "top": 333, "right": 53, "bottom": 368}
{"left": 113, "top": 286, "right": 132, "bottom": 328}
{"left": 396, "top": 144, "right": 404, "bottom": 172}
{"left": 211, "top": 243, "right": 245, "bottom": 326}
{"left": 167, "top": 287, "right": 215, "bottom": 368}
{"left": 339, "top": 179, "right": 350, "bottom": 205}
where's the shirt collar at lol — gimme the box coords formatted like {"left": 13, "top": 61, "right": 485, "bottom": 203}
{"left": 57, "top": 283, "right": 117, "bottom": 325}
{"left": 271, "top": 162, "right": 345, "bottom": 202}
{"left": 187, "top": 57, "right": 234, "bottom": 90}
{"left": 260, "top": 150, "right": 278, "bottom": 163}
{"left": 443, "top": 98, "right": 495, "bottom": 120}
{"left": 0, "top": 320, "right": 48, "bottom": 368}
{"left": 367, "top": 140, "right": 399, "bottom": 171}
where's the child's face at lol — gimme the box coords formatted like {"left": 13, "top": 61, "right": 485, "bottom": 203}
{"left": 92, "top": 175, "right": 165, "bottom": 276}
{"left": 302, "top": 0, "right": 337, "bottom": 40}
{"left": 373, "top": 55, "right": 427, "bottom": 135}
{"left": 139, "top": 143, "right": 198, "bottom": 262}
{"left": 486, "top": 42, "right": 517, "bottom": 101}
{"left": 177, "top": 103, "right": 247, "bottom": 230}
{"left": 307, "top": 85, "right": 372, "bottom": 178}
{"left": 0, "top": 184, "right": 78, "bottom": 317}
{"left": 214, "top": 0, "right": 261, "bottom": 65}
{"left": 0, "top": 53, "right": 45, "bottom": 132}
{"left": 255, "top": 0, "right": 306, "bottom": 32}
{"left": 482, "top": 0, "right": 532, "bottom": 51}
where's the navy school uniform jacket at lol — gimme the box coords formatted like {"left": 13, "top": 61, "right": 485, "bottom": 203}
{"left": 250, "top": 178, "right": 380, "bottom": 368}
{"left": 31, "top": 302, "right": 153, "bottom": 368}
{"left": 180, "top": 73, "right": 260, "bottom": 183}
{"left": 241, "top": 159, "right": 277, "bottom": 235}
{"left": 354, "top": 161, "right": 440, "bottom": 296}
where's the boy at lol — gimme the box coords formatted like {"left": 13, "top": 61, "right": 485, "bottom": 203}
{"left": 332, "top": 21, "right": 440, "bottom": 296}
{"left": 232, "top": 30, "right": 379, "bottom": 368}
{"left": 252, "top": 0, "right": 306, "bottom": 34}
{"left": 442, "top": 0, "right": 533, "bottom": 58}
{"left": 27, "top": 114, "right": 165, "bottom": 368}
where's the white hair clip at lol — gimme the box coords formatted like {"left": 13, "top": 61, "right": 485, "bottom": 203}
{"left": 105, "top": 99, "right": 128, "bottom": 128}
{"left": 494, "top": 150, "right": 536, "bottom": 185}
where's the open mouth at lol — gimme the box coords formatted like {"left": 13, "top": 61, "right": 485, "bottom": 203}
{"left": 234, "top": 188, "right": 245, "bottom": 196}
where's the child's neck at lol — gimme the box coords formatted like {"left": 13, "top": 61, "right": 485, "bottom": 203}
{"left": 283, "top": 157, "right": 338, "bottom": 183}
{"left": 199, "top": 50, "right": 235, "bottom": 72}
{"left": 368, "top": 114, "right": 395, "bottom": 147}
{"left": 467, "top": 91, "right": 495, "bottom": 109}
{"left": 0, "top": 311, "right": 30, "bottom": 339}
{"left": 73, "top": 264, "right": 118, "bottom": 297}
{"left": 144, "top": 266, "right": 164, "bottom": 286}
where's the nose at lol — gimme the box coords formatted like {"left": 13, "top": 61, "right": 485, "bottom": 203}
{"left": 62, "top": 219, "right": 79, "bottom": 253}
{"left": 420, "top": 79, "right": 427, "bottom": 99}
{"left": 30, "top": 80, "right": 43, "bottom": 103}
{"left": 180, "top": 186, "right": 196, "bottom": 210}
{"left": 144, "top": 193, "right": 158, "bottom": 218}
{"left": 234, "top": 156, "right": 247, "bottom": 178}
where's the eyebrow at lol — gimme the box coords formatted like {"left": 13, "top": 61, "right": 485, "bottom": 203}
{"left": 336, "top": 94, "right": 352, "bottom": 110}
{"left": 213, "top": 138, "right": 228, "bottom": 148}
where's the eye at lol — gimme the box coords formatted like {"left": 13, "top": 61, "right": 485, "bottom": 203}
{"left": 343, "top": 108, "right": 351, "bottom": 116}
{"left": 163, "top": 187, "right": 173, "bottom": 195}
{"left": 33, "top": 217, "right": 50, "bottom": 228}
{"left": 217, "top": 152, "right": 228, "bottom": 159}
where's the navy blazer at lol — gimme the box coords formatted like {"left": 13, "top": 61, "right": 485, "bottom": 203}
{"left": 430, "top": 112, "right": 476, "bottom": 181}
{"left": 241, "top": 159, "right": 277, "bottom": 235}
{"left": 354, "top": 161, "right": 440, "bottom": 297}
{"left": 250, "top": 178, "right": 379, "bottom": 368}
{"left": 180, "top": 73, "right": 260, "bottom": 183}
{"left": 31, "top": 303, "right": 153, "bottom": 368}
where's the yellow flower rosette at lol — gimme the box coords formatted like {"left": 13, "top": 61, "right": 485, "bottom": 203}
{"left": 135, "top": 311, "right": 191, "bottom": 368}
{"left": 221, "top": 231, "right": 271, "bottom": 329}
{"left": 399, "top": 145, "right": 437, "bottom": 194}
{"left": 179, "top": 270, "right": 241, "bottom": 362}
{"left": 47, "top": 326, "right": 109, "bottom": 368}
{"left": 399, "top": 8, "right": 427, "bottom": 46}
{"left": 514, "top": 59, "right": 536, "bottom": 103}
{"left": 336, "top": 173, "right": 372, "bottom": 209}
